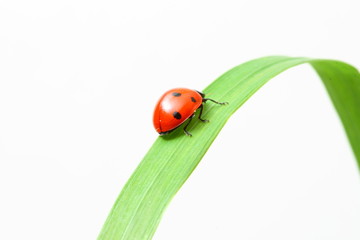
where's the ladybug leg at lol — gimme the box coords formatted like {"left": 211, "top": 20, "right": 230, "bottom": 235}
{"left": 198, "top": 104, "right": 209, "bottom": 123}
{"left": 203, "top": 98, "right": 228, "bottom": 105}
{"left": 183, "top": 114, "right": 195, "bottom": 137}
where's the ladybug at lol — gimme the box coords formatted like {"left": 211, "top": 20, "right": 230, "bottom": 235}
{"left": 153, "top": 88, "right": 228, "bottom": 136}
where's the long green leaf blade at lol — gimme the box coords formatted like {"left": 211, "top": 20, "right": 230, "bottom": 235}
{"left": 98, "top": 56, "right": 360, "bottom": 240}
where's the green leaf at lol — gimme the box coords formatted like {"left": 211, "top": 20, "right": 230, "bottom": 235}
{"left": 98, "top": 56, "right": 360, "bottom": 240}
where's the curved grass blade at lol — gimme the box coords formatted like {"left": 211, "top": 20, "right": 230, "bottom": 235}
{"left": 98, "top": 56, "right": 360, "bottom": 240}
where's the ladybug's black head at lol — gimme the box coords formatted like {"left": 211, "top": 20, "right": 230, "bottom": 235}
{"left": 195, "top": 90, "right": 205, "bottom": 98}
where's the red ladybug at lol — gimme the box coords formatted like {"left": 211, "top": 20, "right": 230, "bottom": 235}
{"left": 153, "top": 88, "right": 228, "bottom": 136}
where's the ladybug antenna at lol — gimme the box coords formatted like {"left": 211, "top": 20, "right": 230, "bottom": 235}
{"left": 202, "top": 92, "right": 229, "bottom": 105}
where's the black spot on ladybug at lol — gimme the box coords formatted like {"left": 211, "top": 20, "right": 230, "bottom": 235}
{"left": 173, "top": 111, "right": 182, "bottom": 119}
{"left": 172, "top": 92, "right": 181, "bottom": 97}
{"left": 191, "top": 97, "right": 196, "bottom": 102}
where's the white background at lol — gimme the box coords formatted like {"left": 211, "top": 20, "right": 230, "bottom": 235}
{"left": 1, "top": 0, "right": 360, "bottom": 239}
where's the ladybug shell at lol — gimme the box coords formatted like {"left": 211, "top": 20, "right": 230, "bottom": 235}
{"left": 153, "top": 88, "right": 203, "bottom": 134}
